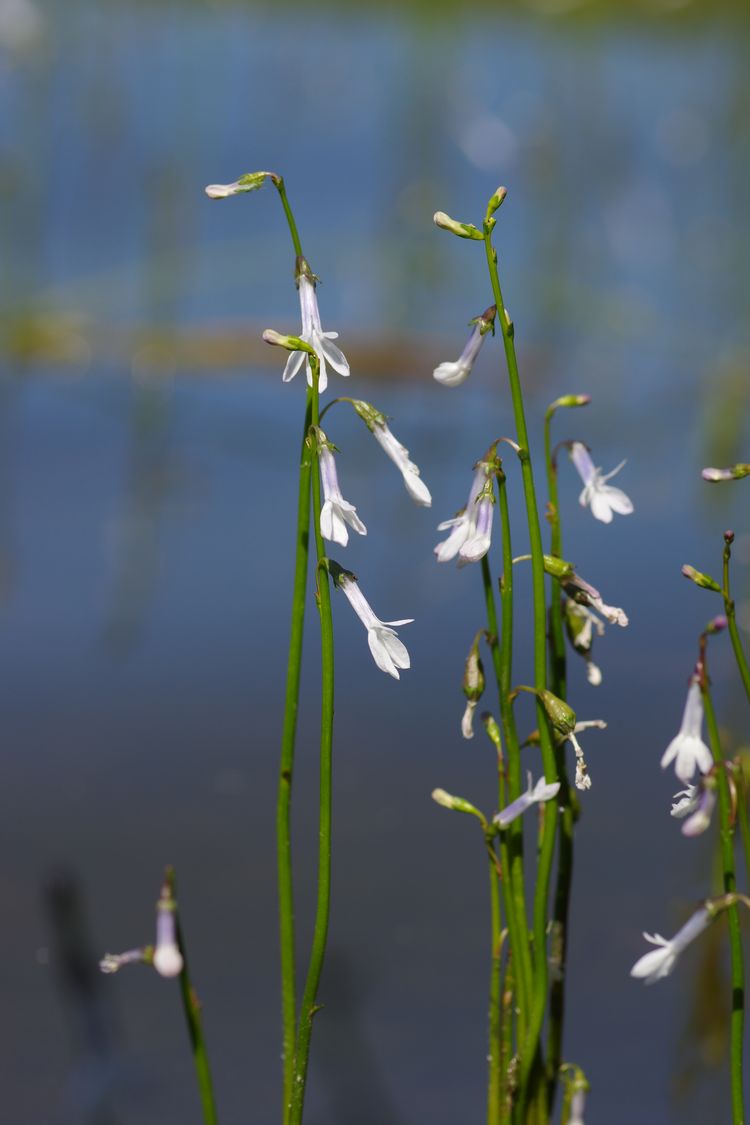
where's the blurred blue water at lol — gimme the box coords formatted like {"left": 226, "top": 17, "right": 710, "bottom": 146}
{"left": 0, "top": 2, "right": 749, "bottom": 1123}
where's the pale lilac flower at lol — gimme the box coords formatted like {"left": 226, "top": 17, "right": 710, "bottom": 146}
{"left": 671, "top": 780, "right": 717, "bottom": 837}
{"left": 568, "top": 1088, "right": 587, "bottom": 1125}
{"left": 630, "top": 907, "right": 711, "bottom": 984}
{"left": 281, "top": 271, "right": 349, "bottom": 394}
{"left": 493, "top": 772, "right": 560, "bottom": 828}
{"left": 435, "top": 462, "right": 495, "bottom": 566}
{"left": 660, "top": 678, "right": 713, "bottom": 784}
{"left": 337, "top": 572, "right": 413, "bottom": 679}
{"left": 570, "top": 442, "right": 633, "bottom": 524}
{"left": 433, "top": 307, "right": 495, "bottom": 388}
{"left": 318, "top": 434, "right": 366, "bottom": 547}
{"left": 153, "top": 900, "right": 183, "bottom": 979}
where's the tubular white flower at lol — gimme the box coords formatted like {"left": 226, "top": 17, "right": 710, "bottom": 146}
{"left": 660, "top": 678, "right": 713, "bottom": 783}
{"left": 630, "top": 907, "right": 711, "bottom": 984}
{"left": 433, "top": 322, "right": 486, "bottom": 388}
{"left": 435, "top": 463, "right": 495, "bottom": 565}
{"left": 370, "top": 421, "right": 432, "bottom": 507}
{"left": 568, "top": 1088, "right": 587, "bottom": 1125}
{"left": 318, "top": 436, "right": 366, "bottom": 547}
{"left": 281, "top": 274, "right": 350, "bottom": 394}
{"left": 338, "top": 573, "right": 413, "bottom": 679}
{"left": 671, "top": 781, "right": 717, "bottom": 837}
{"left": 570, "top": 442, "right": 634, "bottom": 524}
{"left": 461, "top": 699, "right": 478, "bottom": 739}
{"left": 494, "top": 772, "right": 560, "bottom": 828}
{"left": 153, "top": 902, "right": 184, "bottom": 979}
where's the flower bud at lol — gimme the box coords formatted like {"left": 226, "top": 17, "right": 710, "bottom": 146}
{"left": 543, "top": 554, "right": 576, "bottom": 581}
{"left": 547, "top": 394, "right": 591, "bottom": 416}
{"left": 262, "top": 328, "right": 315, "bottom": 354}
{"left": 431, "top": 788, "right": 484, "bottom": 820}
{"left": 487, "top": 186, "right": 507, "bottom": 215}
{"left": 537, "top": 690, "right": 577, "bottom": 737}
{"left": 702, "top": 464, "right": 750, "bottom": 483}
{"left": 681, "top": 564, "right": 722, "bottom": 593}
{"left": 204, "top": 171, "right": 269, "bottom": 199}
{"left": 433, "top": 211, "right": 484, "bottom": 241}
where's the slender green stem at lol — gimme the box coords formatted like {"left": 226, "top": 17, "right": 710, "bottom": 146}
{"left": 166, "top": 868, "right": 219, "bottom": 1125}
{"left": 277, "top": 389, "right": 313, "bottom": 1115}
{"left": 272, "top": 176, "right": 304, "bottom": 259}
{"left": 735, "top": 763, "right": 750, "bottom": 891}
{"left": 483, "top": 214, "right": 557, "bottom": 1119}
{"left": 500, "top": 950, "right": 515, "bottom": 1124}
{"left": 481, "top": 551, "right": 532, "bottom": 1036}
{"left": 543, "top": 412, "right": 574, "bottom": 1110}
{"left": 487, "top": 836, "right": 503, "bottom": 1125}
{"left": 289, "top": 361, "right": 336, "bottom": 1125}
{"left": 723, "top": 537, "right": 750, "bottom": 704}
{"left": 703, "top": 678, "right": 744, "bottom": 1124}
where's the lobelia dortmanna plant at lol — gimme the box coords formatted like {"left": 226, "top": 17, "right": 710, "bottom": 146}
{"left": 429, "top": 188, "right": 633, "bottom": 1123}
{"left": 95, "top": 171, "right": 432, "bottom": 1125}
{"left": 630, "top": 462, "right": 750, "bottom": 1124}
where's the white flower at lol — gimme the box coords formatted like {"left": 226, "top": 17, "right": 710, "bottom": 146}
{"left": 461, "top": 699, "right": 478, "bottom": 739}
{"left": 281, "top": 272, "right": 349, "bottom": 394}
{"left": 670, "top": 780, "right": 717, "bottom": 837}
{"left": 564, "top": 599, "right": 605, "bottom": 686}
{"left": 660, "top": 678, "right": 713, "bottom": 784}
{"left": 568, "top": 1088, "right": 587, "bottom": 1125}
{"left": 564, "top": 720, "right": 606, "bottom": 791}
{"left": 370, "top": 421, "right": 432, "bottom": 507}
{"left": 435, "top": 463, "right": 495, "bottom": 565}
{"left": 337, "top": 573, "right": 413, "bottom": 679}
{"left": 630, "top": 907, "right": 711, "bottom": 984}
{"left": 494, "top": 772, "right": 560, "bottom": 828}
{"left": 570, "top": 442, "right": 634, "bottom": 524}
{"left": 318, "top": 434, "right": 366, "bottom": 547}
{"left": 153, "top": 901, "right": 183, "bottom": 979}
{"left": 433, "top": 309, "right": 494, "bottom": 388}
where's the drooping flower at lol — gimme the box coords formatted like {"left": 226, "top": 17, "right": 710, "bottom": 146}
{"left": 561, "top": 570, "right": 629, "bottom": 628}
{"left": 317, "top": 431, "right": 366, "bottom": 547}
{"left": 660, "top": 677, "right": 713, "bottom": 784}
{"left": 671, "top": 777, "right": 717, "bottom": 837}
{"left": 435, "top": 452, "right": 498, "bottom": 566}
{"left": 280, "top": 260, "right": 349, "bottom": 394}
{"left": 564, "top": 599, "right": 605, "bottom": 685}
{"left": 350, "top": 400, "right": 431, "bottom": 507}
{"left": 461, "top": 631, "right": 485, "bottom": 739}
{"left": 433, "top": 306, "right": 495, "bottom": 388}
{"left": 561, "top": 720, "right": 606, "bottom": 791}
{"left": 569, "top": 442, "right": 633, "bottom": 524}
{"left": 630, "top": 906, "right": 711, "bottom": 984}
{"left": 335, "top": 569, "right": 413, "bottom": 679}
{"left": 153, "top": 892, "right": 184, "bottom": 979}
{"left": 493, "top": 771, "right": 560, "bottom": 828}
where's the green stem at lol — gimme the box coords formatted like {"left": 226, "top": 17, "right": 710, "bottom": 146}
{"left": 167, "top": 868, "right": 219, "bottom": 1125}
{"left": 289, "top": 361, "right": 336, "bottom": 1125}
{"left": 501, "top": 951, "right": 515, "bottom": 1124}
{"left": 543, "top": 412, "right": 574, "bottom": 1110}
{"left": 735, "top": 762, "right": 750, "bottom": 892}
{"left": 487, "top": 837, "right": 503, "bottom": 1125}
{"left": 272, "top": 176, "right": 304, "bottom": 259}
{"left": 703, "top": 678, "right": 745, "bottom": 1124}
{"left": 481, "top": 551, "right": 532, "bottom": 1038}
{"left": 723, "top": 537, "right": 750, "bottom": 704}
{"left": 483, "top": 215, "right": 557, "bottom": 1119}
{"left": 277, "top": 388, "right": 313, "bottom": 1115}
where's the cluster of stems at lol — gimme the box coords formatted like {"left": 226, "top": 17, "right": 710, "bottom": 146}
{"left": 434, "top": 189, "right": 604, "bottom": 1122}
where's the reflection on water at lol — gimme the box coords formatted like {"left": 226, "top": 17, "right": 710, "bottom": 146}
{"left": 0, "top": 2, "right": 749, "bottom": 1123}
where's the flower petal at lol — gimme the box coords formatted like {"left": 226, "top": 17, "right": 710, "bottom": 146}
{"left": 589, "top": 490, "right": 614, "bottom": 523}
{"left": 282, "top": 351, "right": 305, "bottom": 383}
{"left": 604, "top": 486, "right": 634, "bottom": 515}
{"left": 367, "top": 628, "right": 400, "bottom": 678}
{"left": 316, "top": 334, "right": 350, "bottom": 377}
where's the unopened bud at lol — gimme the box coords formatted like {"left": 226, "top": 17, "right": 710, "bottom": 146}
{"left": 463, "top": 632, "right": 485, "bottom": 703}
{"left": 702, "top": 464, "right": 750, "bottom": 483}
{"left": 262, "top": 329, "right": 314, "bottom": 355}
{"left": 482, "top": 712, "right": 503, "bottom": 757}
{"left": 681, "top": 564, "right": 722, "bottom": 593}
{"left": 205, "top": 171, "right": 269, "bottom": 199}
{"left": 487, "top": 186, "right": 507, "bottom": 215}
{"left": 433, "top": 211, "right": 484, "bottom": 241}
{"left": 704, "top": 614, "right": 728, "bottom": 635}
{"left": 543, "top": 554, "right": 577, "bottom": 580}
{"left": 538, "top": 690, "right": 577, "bottom": 737}
{"left": 431, "top": 788, "right": 484, "bottom": 820}
{"left": 547, "top": 394, "right": 591, "bottom": 416}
